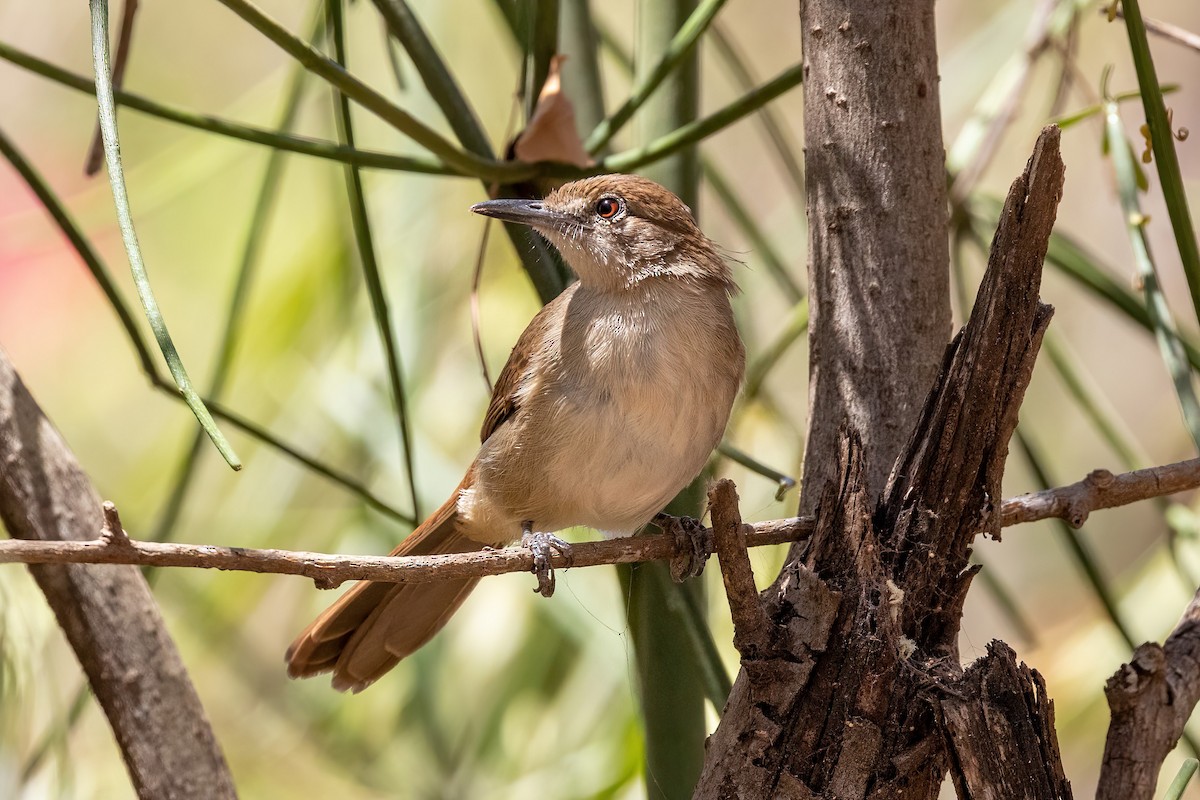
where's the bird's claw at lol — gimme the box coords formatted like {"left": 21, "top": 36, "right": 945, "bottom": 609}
{"left": 654, "top": 513, "right": 712, "bottom": 583}
{"left": 521, "top": 530, "right": 572, "bottom": 597}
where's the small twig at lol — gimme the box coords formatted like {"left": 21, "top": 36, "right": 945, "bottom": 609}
{"left": 100, "top": 501, "right": 132, "bottom": 549}
{"left": 1110, "top": 8, "right": 1200, "bottom": 53}
{"left": 708, "top": 480, "right": 773, "bottom": 659}
{"left": 2, "top": 455, "right": 1200, "bottom": 587}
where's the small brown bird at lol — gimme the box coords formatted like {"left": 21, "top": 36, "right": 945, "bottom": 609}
{"left": 286, "top": 174, "right": 744, "bottom": 692}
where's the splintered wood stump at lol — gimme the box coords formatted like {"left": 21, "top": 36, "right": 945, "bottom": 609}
{"left": 696, "top": 128, "right": 1070, "bottom": 799}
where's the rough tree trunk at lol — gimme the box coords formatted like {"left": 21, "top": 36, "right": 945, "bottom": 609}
{"left": 695, "top": 127, "right": 1070, "bottom": 798}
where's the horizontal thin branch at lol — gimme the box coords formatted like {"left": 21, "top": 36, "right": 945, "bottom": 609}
{"left": 998, "top": 456, "right": 1200, "bottom": 528}
{"left": 0, "top": 512, "right": 803, "bottom": 589}
{"left": 1, "top": 456, "right": 1198, "bottom": 587}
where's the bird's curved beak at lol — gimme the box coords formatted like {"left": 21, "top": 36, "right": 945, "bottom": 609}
{"left": 470, "top": 198, "right": 565, "bottom": 229}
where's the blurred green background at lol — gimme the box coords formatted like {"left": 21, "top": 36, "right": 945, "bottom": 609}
{"left": 1, "top": 0, "right": 1200, "bottom": 797}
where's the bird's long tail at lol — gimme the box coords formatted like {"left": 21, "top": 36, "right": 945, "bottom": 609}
{"left": 286, "top": 483, "right": 482, "bottom": 693}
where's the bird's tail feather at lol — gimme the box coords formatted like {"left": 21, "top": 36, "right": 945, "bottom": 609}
{"left": 286, "top": 482, "right": 482, "bottom": 693}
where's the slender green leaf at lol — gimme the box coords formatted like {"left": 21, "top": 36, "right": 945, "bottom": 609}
{"left": 373, "top": 0, "right": 569, "bottom": 302}
{"left": 0, "top": 126, "right": 156, "bottom": 378}
{"left": 1043, "top": 336, "right": 1144, "bottom": 470}
{"left": 558, "top": 0, "right": 606, "bottom": 136}
{"left": 188, "top": 388, "right": 414, "bottom": 524}
{"left": 370, "top": 0, "right": 491, "bottom": 156}
{"left": 968, "top": 197, "right": 1200, "bottom": 370}
{"left": 1051, "top": 84, "right": 1179, "bottom": 129}
{"left": 601, "top": 63, "right": 804, "bottom": 175}
{"left": 709, "top": 23, "right": 804, "bottom": 207}
{"left": 525, "top": 0, "right": 559, "bottom": 120}
{"left": 1015, "top": 431, "right": 1136, "bottom": 651}
{"left": 0, "top": 41, "right": 456, "bottom": 175}
{"left": 1104, "top": 92, "right": 1200, "bottom": 450}
{"left": 674, "top": 577, "right": 733, "bottom": 710}
{"left": 90, "top": 0, "right": 241, "bottom": 469}
{"left": 1, "top": 113, "right": 415, "bottom": 525}
{"left": 212, "top": 0, "right": 523, "bottom": 182}
{"left": 154, "top": 9, "right": 324, "bottom": 544}
{"left": 744, "top": 298, "right": 808, "bottom": 400}
{"left": 1118, "top": 0, "right": 1200, "bottom": 325}
{"left": 717, "top": 441, "right": 796, "bottom": 501}
{"left": 329, "top": 0, "right": 421, "bottom": 520}
{"left": 585, "top": 0, "right": 728, "bottom": 154}
{"left": 703, "top": 158, "right": 803, "bottom": 303}
{"left": 1163, "top": 759, "right": 1199, "bottom": 800}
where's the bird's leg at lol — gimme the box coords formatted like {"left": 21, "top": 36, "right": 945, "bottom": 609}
{"left": 653, "top": 513, "right": 712, "bottom": 583}
{"left": 520, "top": 522, "right": 572, "bottom": 598}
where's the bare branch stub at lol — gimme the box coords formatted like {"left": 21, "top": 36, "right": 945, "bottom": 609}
{"left": 697, "top": 126, "right": 1069, "bottom": 799}
{"left": 708, "top": 479, "right": 773, "bottom": 660}
{"left": 1098, "top": 587, "right": 1200, "bottom": 800}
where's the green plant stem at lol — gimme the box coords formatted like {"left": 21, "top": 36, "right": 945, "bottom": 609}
{"left": 1015, "top": 431, "right": 1139, "bottom": 652}
{"left": 1164, "top": 759, "right": 1200, "bottom": 800}
{"left": 600, "top": 63, "right": 804, "bottom": 175}
{"left": 154, "top": 9, "right": 323, "bottom": 544}
{"left": 716, "top": 441, "right": 796, "bottom": 501}
{"left": 1051, "top": 85, "right": 1179, "bottom": 129}
{"left": 370, "top": 0, "right": 491, "bottom": 157}
{"left": 744, "top": 299, "right": 808, "bottom": 401}
{"left": 212, "top": 0, "right": 521, "bottom": 182}
{"left": 558, "top": 0, "right": 606, "bottom": 136}
{"left": 0, "top": 126, "right": 413, "bottom": 525}
{"left": 0, "top": 41, "right": 455, "bottom": 175}
{"left": 329, "top": 0, "right": 421, "bottom": 521}
{"left": 968, "top": 199, "right": 1200, "bottom": 369}
{"left": 1119, "top": 0, "right": 1200, "bottom": 325}
{"left": 188, "top": 389, "right": 413, "bottom": 524}
{"left": 0, "top": 126, "right": 155, "bottom": 377}
{"left": 620, "top": 4, "right": 708, "bottom": 797}
{"left": 90, "top": 0, "right": 241, "bottom": 469}
{"left": 525, "top": 0, "right": 559, "bottom": 120}
{"left": 585, "top": 0, "right": 727, "bottom": 154}
{"left": 709, "top": 22, "right": 805, "bottom": 207}
{"left": 702, "top": 157, "right": 803, "bottom": 303}
{"left": 373, "top": 0, "right": 568, "bottom": 303}
{"left": 1104, "top": 95, "right": 1200, "bottom": 451}
{"left": 674, "top": 576, "right": 734, "bottom": 710}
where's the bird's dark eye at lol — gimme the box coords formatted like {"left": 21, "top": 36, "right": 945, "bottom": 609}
{"left": 595, "top": 196, "right": 622, "bottom": 219}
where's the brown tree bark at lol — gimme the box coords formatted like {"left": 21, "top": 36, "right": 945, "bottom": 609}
{"left": 0, "top": 348, "right": 236, "bottom": 799}
{"left": 695, "top": 128, "right": 1068, "bottom": 799}
{"left": 798, "top": 0, "right": 952, "bottom": 514}
{"left": 1097, "top": 587, "right": 1200, "bottom": 800}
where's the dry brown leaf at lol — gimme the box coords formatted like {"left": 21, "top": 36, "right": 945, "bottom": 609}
{"left": 513, "top": 55, "right": 593, "bottom": 168}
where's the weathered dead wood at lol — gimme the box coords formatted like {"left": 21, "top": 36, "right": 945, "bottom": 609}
{"left": 939, "top": 642, "right": 1072, "bottom": 799}
{"left": 1097, "top": 587, "right": 1200, "bottom": 800}
{"left": 0, "top": 348, "right": 236, "bottom": 799}
{"left": 694, "top": 127, "right": 1067, "bottom": 799}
